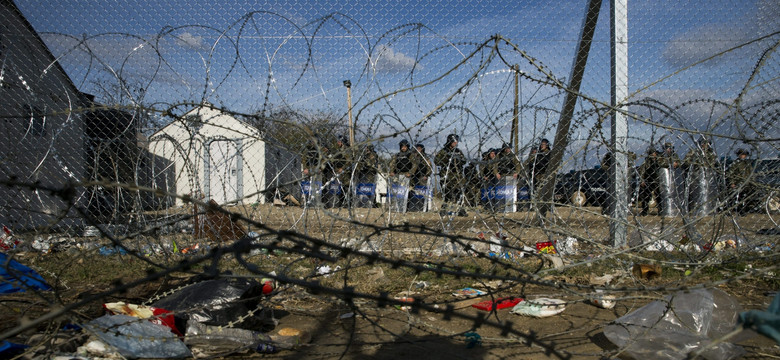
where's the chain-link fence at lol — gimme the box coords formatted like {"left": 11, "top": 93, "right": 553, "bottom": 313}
{"left": 2, "top": 0, "right": 779, "bottom": 358}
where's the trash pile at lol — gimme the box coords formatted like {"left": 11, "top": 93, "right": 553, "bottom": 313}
{"left": 604, "top": 288, "right": 747, "bottom": 360}
{"left": 0, "top": 261, "right": 308, "bottom": 359}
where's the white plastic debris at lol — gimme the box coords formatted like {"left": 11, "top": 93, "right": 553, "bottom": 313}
{"left": 556, "top": 237, "right": 578, "bottom": 255}
{"left": 645, "top": 239, "right": 675, "bottom": 252}
{"left": 589, "top": 290, "right": 616, "bottom": 309}
{"left": 511, "top": 298, "right": 566, "bottom": 317}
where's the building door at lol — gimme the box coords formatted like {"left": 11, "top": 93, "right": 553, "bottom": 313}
{"left": 206, "top": 139, "right": 242, "bottom": 204}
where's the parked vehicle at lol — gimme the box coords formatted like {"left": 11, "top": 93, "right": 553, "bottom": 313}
{"left": 554, "top": 167, "right": 639, "bottom": 208}
{"left": 752, "top": 158, "right": 780, "bottom": 213}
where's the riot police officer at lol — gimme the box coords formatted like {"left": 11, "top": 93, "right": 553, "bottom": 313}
{"left": 435, "top": 134, "right": 467, "bottom": 215}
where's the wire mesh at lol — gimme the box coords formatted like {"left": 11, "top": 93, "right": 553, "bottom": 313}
{"left": 1, "top": 0, "right": 779, "bottom": 358}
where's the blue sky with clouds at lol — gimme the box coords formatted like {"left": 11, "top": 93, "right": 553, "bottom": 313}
{"left": 14, "top": 0, "right": 780, "bottom": 162}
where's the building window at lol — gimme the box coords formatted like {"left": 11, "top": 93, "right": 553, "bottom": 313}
{"left": 23, "top": 104, "right": 46, "bottom": 136}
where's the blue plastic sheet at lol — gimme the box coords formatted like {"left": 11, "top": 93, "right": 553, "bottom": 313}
{"left": 0, "top": 252, "right": 51, "bottom": 294}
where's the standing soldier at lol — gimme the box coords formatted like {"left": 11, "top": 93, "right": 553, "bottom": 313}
{"left": 389, "top": 139, "right": 418, "bottom": 179}
{"left": 659, "top": 142, "right": 681, "bottom": 169}
{"left": 684, "top": 137, "right": 719, "bottom": 214}
{"left": 408, "top": 144, "right": 432, "bottom": 211}
{"left": 354, "top": 144, "right": 379, "bottom": 208}
{"left": 435, "top": 134, "right": 467, "bottom": 216}
{"left": 683, "top": 137, "right": 718, "bottom": 169}
{"left": 327, "top": 135, "right": 352, "bottom": 207}
{"left": 301, "top": 137, "right": 329, "bottom": 207}
{"left": 639, "top": 147, "right": 660, "bottom": 215}
{"left": 413, "top": 144, "right": 432, "bottom": 187}
{"left": 497, "top": 143, "right": 520, "bottom": 180}
{"left": 480, "top": 148, "right": 500, "bottom": 211}
{"left": 525, "top": 138, "right": 551, "bottom": 200}
{"left": 726, "top": 148, "right": 754, "bottom": 215}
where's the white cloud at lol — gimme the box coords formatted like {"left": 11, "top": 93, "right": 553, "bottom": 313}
{"left": 372, "top": 45, "right": 418, "bottom": 72}
{"left": 175, "top": 32, "right": 208, "bottom": 51}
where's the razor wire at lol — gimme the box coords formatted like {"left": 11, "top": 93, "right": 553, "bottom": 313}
{"left": 1, "top": 0, "right": 779, "bottom": 358}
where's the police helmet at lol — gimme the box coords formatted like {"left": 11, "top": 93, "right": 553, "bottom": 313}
{"left": 446, "top": 133, "right": 459, "bottom": 145}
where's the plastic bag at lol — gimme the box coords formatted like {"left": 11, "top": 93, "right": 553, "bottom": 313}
{"left": 85, "top": 314, "right": 191, "bottom": 359}
{"left": 152, "top": 278, "right": 263, "bottom": 328}
{"left": 184, "top": 320, "right": 274, "bottom": 355}
{"left": 511, "top": 298, "right": 566, "bottom": 317}
{"left": 603, "top": 288, "right": 745, "bottom": 360}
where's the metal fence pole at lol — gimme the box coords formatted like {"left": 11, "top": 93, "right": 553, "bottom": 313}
{"left": 610, "top": 0, "right": 629, "bottom": 248}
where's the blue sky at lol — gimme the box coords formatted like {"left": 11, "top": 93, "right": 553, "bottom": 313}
{"left": 14, "top": 0, "right": 780, "bottom": 163}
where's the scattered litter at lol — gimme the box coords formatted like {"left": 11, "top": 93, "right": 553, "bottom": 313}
{"left": 464, "top": 331, "right": 482, "bottom": 348}
{"left": 543, "top": 254, "right": 564, "bottom": 269}
{"left": 85, "top": 314, "right": 192, "bottom": 358}
{"left": 452, "top": 287, "right": 487, "bottom": 297}
{"left": 471, "top": 297, "right": 523, "bottom": 311}
{"left": 339, "top": 312, "right": 355, "bottom": 319}
{"left": 589, "top": 290, "right": 616, "bottom": 309}
{"left": 632, "top": 263, "right": 662, "bottom": 280}
{"left": 316, "top": 265, "right": 341, "bottom": 277}
{"left": 589, "top": 274, "right": 615, "bottom": 286}
{"left": 645, "top": 239, "right": 675, "bottom": 252}
{"left": 0, "top": 252, "right": 51, "bottom": 294}
{"left": 604, "top": 288, "right": 746, "bottom": 360}
{"left": 185, "top": 320, "right": 273, "bottom": 356}
{"left": 98, "top": 245, "right": 128, "bottom": 256}
{"left": 80, "top": 339, "right": 116, "bottom": 358}
{"left": 740, "top": 292, "right": 780, "bottom": 345}
{"left": 0, "top": 340, "right": 28, "bottom": 357}
{"left": 477, "top": 231, "right": 508, "bottom": 254}
{"left": 754, "top": 244, "right": 773, "bottom": 252}
{"left": 413, "top": 281, "right": 429, "bottom": 289}
{"left": 104, "top": 302, "right": 179, "bottom": 335}
{"left": 536, "top": 241, "right": 556, "bottom": 254}
{"left": 152, "top": 278, "right": 266, "bottom": 328}
{"left": 511, "top": 298, "right": 566, "bottom": 317}
{"left": 0, "top": 226, "right": 19, "bottom": 250}
{"left": 270, "top": 327, "right": 311, "bottom": 349}
{"left": 394, "top": 297, "right": 415, "bottom": 310}
{"left": 556, "top": 237, "right": 578, "bottom": 255}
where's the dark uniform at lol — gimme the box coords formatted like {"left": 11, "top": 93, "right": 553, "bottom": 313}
{"left": 325, "top": 136, "right": 352, "bottom": 208}
{"left": 639, "top": 147, "right": 660, "bottom": 215}
{"left": 355, "top": 144, "right": 379, "bottom": 183}
{"left": 412, "top": 144, "right": 432, "bottom": 187}
{"left": 390, "top": 139, "right": 419, "bottom": 179}
{"left": 525, "top": 139, "right": 551, "bottom": 199}
{"left": 683, "top": 138, "right": 718, "bottom": 169}
{"left": 435, "top": 134, "right": 467, "bottom": 211}
{"left": 497, "top": 143, "right": 521, "bottom": 180}
{"left": 480, "top": 148, "right": 500, "bottom": 210}
{"left": 726, "top": 148, "right": 754, "bottom": 215}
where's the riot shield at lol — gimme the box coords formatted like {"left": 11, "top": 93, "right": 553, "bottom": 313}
{"left": 388, "top": 176, "right": 410, "bottom": 213}
{"left": 658, "top": 167, "right": 682, "bottom": 217}
{"left": 496, "top": 177, "right": 517, "bottom": 213}
{"left": 322, "top": 176, "right": 344, "bottom": 208}
{"left": 353, "top": 177, "right": 377, "bottom": 208}
{"left": 480, "top": 179, "right": 498, "bottom": 212}
{"left": 408, "top": 180, "right": 431, "bottom": 212}
{"left": 686, "top": 166, "right": 719, "bottom": 216}
{"left": 301, "top": 175, "right": 322, "bottom": 208}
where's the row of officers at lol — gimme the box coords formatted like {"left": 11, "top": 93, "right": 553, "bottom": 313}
{"left": 300, "top": 134, "right": 551, "bottom": 211}
{"left": 635, "top": 138, "right": 757, "bottom": 216}
{"left": 301, "top": 134, "right": 758, "bottom": 215}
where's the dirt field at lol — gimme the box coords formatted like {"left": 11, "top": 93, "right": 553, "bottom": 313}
{"left": 3, "top": 202, "right": 779, "bottom": 359}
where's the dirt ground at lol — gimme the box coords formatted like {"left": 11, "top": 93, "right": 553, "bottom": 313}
{"left": 3, "top": 202, "right": 779, "bottom": 359}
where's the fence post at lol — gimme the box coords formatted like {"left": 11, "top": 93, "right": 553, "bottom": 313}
{"left": 610, "top": 0, "right": 629, "bottom": 248}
